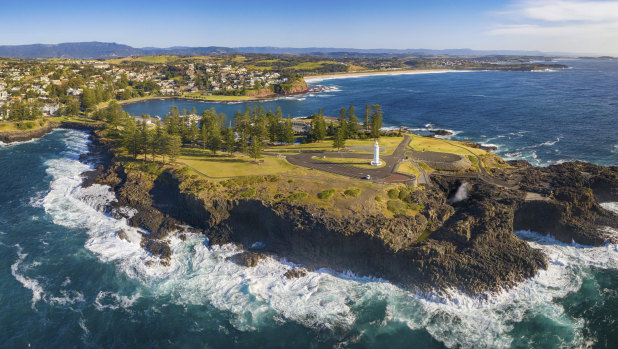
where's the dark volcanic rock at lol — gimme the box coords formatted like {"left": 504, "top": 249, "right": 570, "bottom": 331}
{"left": 117, "top": 230, "right": 129, "bottom": 242}
{"left": 511, "top": 162, "right": 618, "bottom": 245}
{"left": 284, "top": 268, "right": 308, "bottom": 279}
{"left": 141, "top": 239, "right": 171, "bottom": 261}
{"left": 429, "top": 129, "right": 454, "bottom": 136}
{"left": 86, "top": 129, "right": 618, "bottom": 296}
{"left": 229, "top": 251, "right": 269, "bottom": 267}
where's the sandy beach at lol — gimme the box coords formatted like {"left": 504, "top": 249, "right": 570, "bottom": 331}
{"left": 303, "top": 69, "right": 464, "bottom": 82}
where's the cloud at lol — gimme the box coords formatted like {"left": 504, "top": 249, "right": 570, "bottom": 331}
{"left": 487, "top": 0, "right": 618, "bottom": 54}
{"left": 520, "top": 0, "right": 618, "bottom": 22}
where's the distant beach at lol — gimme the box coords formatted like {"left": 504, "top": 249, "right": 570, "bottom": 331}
{"left": 304, "top": 69, "right": 465, "bottom": 82}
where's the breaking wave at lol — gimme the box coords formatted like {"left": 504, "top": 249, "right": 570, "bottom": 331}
{"left": 42, "top": 130, "right": 618, "bottom": 347}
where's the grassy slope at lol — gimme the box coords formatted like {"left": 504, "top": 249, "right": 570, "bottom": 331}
{"left": 266, "top": 136, "right": 403, "bottom": 155}
{"left": 106, "top": 55, "right": 181, "bottom": 64}
{"left": 396, "top": 161, "right": 421, "bottom": 177}
{"left": 313, "top": 156, "right": 387, "bottom": 169}
{"left": 177, "top": 147, "right": 350, "bottom": 180}
{"left": 408, "top": 134, "right": 487, "bottom": 156}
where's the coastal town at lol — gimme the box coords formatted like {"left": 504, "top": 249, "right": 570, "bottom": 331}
{"left": 0, "top": 54, "right": 567, "bottom": 122}
{"left": 0, "top": 58, "right": 302, "bottom": 121}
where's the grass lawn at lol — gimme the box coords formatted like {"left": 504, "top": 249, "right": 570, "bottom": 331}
{"left": 290, "top": 61, "right": 339, "bottom": 70}
{"left": 346, "top": 136, "right": 404, "bottom": 155}
{"left": 418, "top": 162, "right": 435, "bottom": 173}
{"left": 0, "top": 118, "right": 54, "bottom": 132}
{"left": 178, "top": 149, "right": 293, "bottom": 178}
{"left": 347, "top": 64, "right": 369, "bottom": 72}
{"left": 408, "top": 134, "right": 487, "bottom": 156}
{"left": 312, "top": 156, "right": 387, "bottom": 169}
{"left": 396, "top": 161, "right": 421, "bottom": 177}
{"left": 107, "top": 55, "right": 180, "bottom": 64}
{"left": 266, "top": 136, "right": 404, "bottom": 155}
{"left": 177, "top": 147, "right": 351, "bottom": 180}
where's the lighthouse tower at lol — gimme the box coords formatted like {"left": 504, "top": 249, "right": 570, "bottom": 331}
{"left": 371, "top": 140, "right": 382, "bottom": 166}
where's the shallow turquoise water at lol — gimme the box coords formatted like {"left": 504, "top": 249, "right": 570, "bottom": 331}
{"left": 1, "top": 59, "right": 617, "bottom": 348}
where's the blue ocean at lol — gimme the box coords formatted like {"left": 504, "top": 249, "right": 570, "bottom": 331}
{"left": 1, "top": 59, "right": 616, "bottom": 348}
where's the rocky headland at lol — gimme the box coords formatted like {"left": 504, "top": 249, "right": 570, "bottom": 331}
{"left": 82, "top": 129, "right": 618, "bottom": 296}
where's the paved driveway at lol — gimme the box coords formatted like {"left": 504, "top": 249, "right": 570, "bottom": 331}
{"left": 280, "top": 135, "right": 413, "bottom": 181}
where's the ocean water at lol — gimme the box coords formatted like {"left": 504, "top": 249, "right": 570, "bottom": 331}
{"left": 123, "top": 59, "right": 618, "bottom": 167}
{"left": 0, "top": 60, "right": 616, "bottom": 348}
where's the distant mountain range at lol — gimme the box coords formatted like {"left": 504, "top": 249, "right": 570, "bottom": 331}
{"left": 0, "top": 41, "right": 578, "bottom": 59}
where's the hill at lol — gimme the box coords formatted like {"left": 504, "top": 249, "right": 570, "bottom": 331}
{"left": 0, "top": 41, "right": 579, "bottom": 59}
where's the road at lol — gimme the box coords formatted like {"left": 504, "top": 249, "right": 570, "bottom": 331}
{"left": 279, "top": 135, "right": 414, "bottom": 182}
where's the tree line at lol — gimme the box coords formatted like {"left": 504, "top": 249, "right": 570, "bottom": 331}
{"left": 307, "top": 104, "right": 383, "bottom": 150}
{"left": 110, "top": 102, "right": 386, "bottom": 164}
{"left": 110, "top": 103, "right": 297, "bottom": 163}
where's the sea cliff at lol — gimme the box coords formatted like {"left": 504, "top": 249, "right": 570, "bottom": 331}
{"left": 83, "top": 130, "right": 618, "bottom": 296}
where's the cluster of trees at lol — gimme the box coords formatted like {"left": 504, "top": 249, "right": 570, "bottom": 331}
{"left": 306, "top": 104, "right": 383, "bottom": 150}
{"left": 114, "top": 104, "right": 297, "bottom": 163}
{"left": 232, "top": 106, "right": 295, "bottom": 159}
{"left": 1, "top": 100, "right": 43, "bottom": 121}
{"left": 107, "top": 100, "right": 386, "bottom": 164}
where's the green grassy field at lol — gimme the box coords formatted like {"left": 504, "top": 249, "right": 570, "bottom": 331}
{"left": 313, "top": 156, "right": 387, "bottom": 169}
{"left": 396, "top": 161, "right": 421, "bottom": 177}
{"left": 177, "top": 148, "right": 352, "bottom": 180}
{"left": 290, "top": 61, "right": 340, "bottom": 70}
{"left": 408, "top": 134, "right": 487, "bottom": 156}
{"left": 106, "top": 55, "right": 181, "bottom": 64}
{"left": 266, "top": 136, "right": 404, "bottom": 155}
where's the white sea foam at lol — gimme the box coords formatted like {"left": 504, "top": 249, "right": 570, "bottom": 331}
{"left": 448, "top": 182, "right": 469, "bottom": 204}
{"left": 522, "top": 137, "right": 561, "bottom": 150}
{"left": 600, "top": 202, "right": 618, "bottom": 214}
{"left": 43, "top": 129, "right": 618, "bottom": 347}
{"left": 49, "top": 290, "right": 85, "bottom": 306}
{"left": 10, "top": 244, "right": 45, "bottom": 308}
{"left": 94, "top": 291, "right": 141, "bottom": 311}
{"left": 480, "top": 143, "right": 499, "bottom": 149}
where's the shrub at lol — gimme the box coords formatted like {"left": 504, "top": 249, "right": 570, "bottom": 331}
{"left": 387, "top": 189, "right": 399, "bottom": 199}
{"left": 375, "top": 196, "right": 382, "bottom": 202}
{"left": 398, "top": 188, "right": 411, "bottom": 201}
{"left": 344, "top": 188, "right": 360, "bottom": 197}
{"left": 387, "top": 200, "right": 406, "bottom": 214}
{"left": 317, "top": 189, "right": 336, "bottom": 200}
{"left": 240, "top": 188, "right": 257, "bottom": 198}
{"left": 221, "top": 175, "right": 279, "bottom": 188}
{"left": 16, "top": 121, "right": 36, "bottom": 130}
{"left": 287, "top": 191, "right": 308, "bottom": 201}
{"left": 407, "top": 203, "right": 425, "bottom": 211}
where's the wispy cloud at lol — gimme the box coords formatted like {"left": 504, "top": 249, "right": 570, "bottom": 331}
{"left": 488, "top": 0, "right": 618, "bottom": 54}
{"left": 520, "top": 0, "right": 618, "bottom": 22}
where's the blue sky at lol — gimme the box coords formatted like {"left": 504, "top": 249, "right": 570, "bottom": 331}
{"left": 2, "top": 0, "right": 618, "bottom": 55}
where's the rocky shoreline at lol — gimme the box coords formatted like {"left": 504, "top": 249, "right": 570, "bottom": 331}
{"left": 0, "top": 119, "right": 103, "bottom": 144}
{"left": 0, "top": 121, "right": 60, "bottom": 144}
{"left": 81, "top": 129, "right": 618, "bottom": 296}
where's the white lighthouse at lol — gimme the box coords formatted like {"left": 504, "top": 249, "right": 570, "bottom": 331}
{"left": 371, "top": 140, "right": 382, "bottom": 166}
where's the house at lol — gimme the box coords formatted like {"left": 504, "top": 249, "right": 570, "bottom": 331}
{"left": 42, "top": 104, "right": 60, "bottom": 116}
{"left": 67, "top": 88, "right": 83, "bottom": 96}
